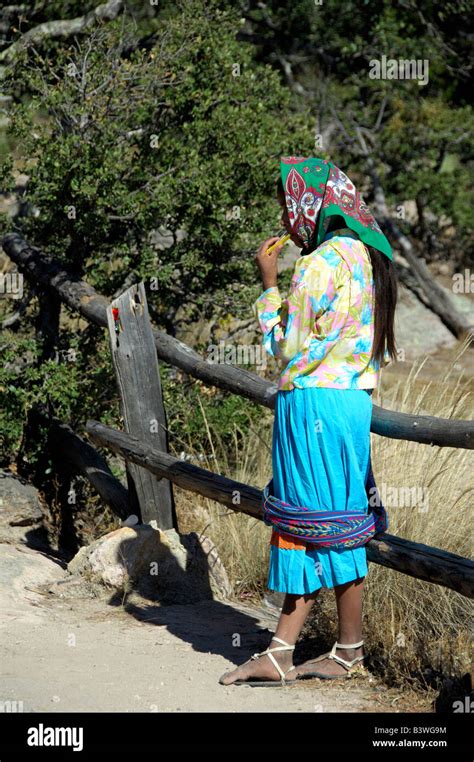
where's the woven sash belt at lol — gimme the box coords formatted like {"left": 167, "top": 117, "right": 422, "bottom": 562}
{"left": 262, "top": 479, "right": 388, "bottom": 550}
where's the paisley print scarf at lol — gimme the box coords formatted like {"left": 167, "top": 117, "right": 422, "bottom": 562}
{"left": 280, "top": 156, "right": 393, "bottom": 260}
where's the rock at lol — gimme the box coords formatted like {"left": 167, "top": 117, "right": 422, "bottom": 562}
{"left": 174, "top": 308, "right": 216, "bottom": 347}
{"left": 437, "top": 262, "right": 452, "bottom": 277}
{"left": 263, "top": 590, "right": 285, "bottom": 611}
{"left": 45, "top": 574, "right": 99, "bottom": 599}
{"left": 393, "top": 283, "right": 458, "bottom": 360}
{"left": 181, "top": 532, "right": 233, "bottom": 602}
{"left": 68, "top": 525, "right": 159, "bottom": 588}
{"left": 0, "top": 470, "right": 48, "bottom": 549}
{"left": 68, "top": 524, "right": 232, "bottom": 604}
{"left": 0, "top": 543, "right": 67, "bottom": 623}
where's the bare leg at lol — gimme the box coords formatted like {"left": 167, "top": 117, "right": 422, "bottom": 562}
{"left": 295, "top": 576, "right": 365, "bottom": 677}
{"left": 219, "top": 589, "right": 321, "bottom": 684}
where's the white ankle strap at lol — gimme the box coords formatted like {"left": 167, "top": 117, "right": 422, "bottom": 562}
{"left": 271, "top": 636, "right": 295, "bottom": 649}
{"left": 335, "top": 640, "right": 364, "bottom": 649}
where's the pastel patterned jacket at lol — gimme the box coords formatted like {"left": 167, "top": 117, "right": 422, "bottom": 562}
{"left": 252, "top": 228, "right": 391, "bottom": 391}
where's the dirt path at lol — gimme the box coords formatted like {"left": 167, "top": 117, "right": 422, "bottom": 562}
{"left": 0, "top": 543, "right": 431, "bottom": 713}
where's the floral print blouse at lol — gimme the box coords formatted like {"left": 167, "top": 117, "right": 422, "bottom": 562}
{"left": 252, "top": 228, "right": 391, "bottom": 391}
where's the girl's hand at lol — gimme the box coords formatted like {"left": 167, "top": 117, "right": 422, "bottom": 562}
{"left": 254, "top": 236, "right": 283, "bottom": 290}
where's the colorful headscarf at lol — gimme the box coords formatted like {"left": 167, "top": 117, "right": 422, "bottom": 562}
{"left": 280, "top": 156, "right": 393, "bottom": 260}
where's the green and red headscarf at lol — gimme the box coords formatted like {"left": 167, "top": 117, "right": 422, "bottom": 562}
{"left": 280, "top": 156, "right": 393, "bottom": 260}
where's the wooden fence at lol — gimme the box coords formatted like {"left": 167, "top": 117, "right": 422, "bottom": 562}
{"left": 3, "top": 232, "right": 474, "bottom": 599}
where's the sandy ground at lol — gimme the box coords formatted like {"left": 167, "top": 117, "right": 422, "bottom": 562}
{"left": 0, "top": 543, "right": 432, "bottom": 713}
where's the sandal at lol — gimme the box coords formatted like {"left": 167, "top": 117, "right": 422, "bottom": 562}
{"left": 296, "top": 639, "right": 366, "bottom": 680}
{"left": 219, "top": 636, "right": 297, "bottom": 687}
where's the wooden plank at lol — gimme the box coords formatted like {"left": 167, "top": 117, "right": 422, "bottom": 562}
{"left": 3, "top": 234, "right": 474, "bottom": 449}
{"left": 106, "top": 283, "right": 176, "bottom": 528}
{"left": 85, "top": 420, "right": 474, "bottom": 600}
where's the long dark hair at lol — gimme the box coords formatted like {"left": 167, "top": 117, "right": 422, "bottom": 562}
{"left": 365, "top": 244, "right": 398, "bottom": 369}
{"left": 323, "top": 215, "right": 398, "bottom": 369}
{"left": 276, "top": 179, "right": 398, "bottom": 369}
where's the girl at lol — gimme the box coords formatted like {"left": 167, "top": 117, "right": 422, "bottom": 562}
{"left": 220, "top": 156, "right": 398, "bottom": 686}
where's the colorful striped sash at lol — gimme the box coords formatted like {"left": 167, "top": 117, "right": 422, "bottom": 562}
{"left": 262, "top": 479, "right": 388, "bottom": 549}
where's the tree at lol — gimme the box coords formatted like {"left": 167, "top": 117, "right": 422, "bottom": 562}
{"left": 0, "top": 0, "right": 312, "bottom": 465}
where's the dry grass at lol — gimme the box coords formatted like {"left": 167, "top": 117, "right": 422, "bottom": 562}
{"left": 361, "top": 344, "right": 473, "bottom": 693}
{"left": 171, "top": 343, "right": 473, "bottom": 693}
{"left": 171, "top": 394, "right": 273, "bottom": 602}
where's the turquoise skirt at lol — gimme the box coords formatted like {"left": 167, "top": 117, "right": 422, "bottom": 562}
{"left": 268, "top": 387, "right": 373, "bottom": 595}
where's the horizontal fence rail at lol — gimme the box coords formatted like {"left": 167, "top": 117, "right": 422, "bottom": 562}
{"left": 4, "top": 233, "right": 473, "bottom": 449}
{"left": 85, "top": 420, "right": 474, "bottom": 600}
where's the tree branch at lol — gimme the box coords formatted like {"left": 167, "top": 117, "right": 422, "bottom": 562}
{"left": 355, "top": 126, "right": 473, "bottom": 341}
{"left": 0, "top": 0, "right": 124, "bottom": 64}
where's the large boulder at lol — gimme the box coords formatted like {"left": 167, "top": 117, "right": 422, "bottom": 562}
{"left": 68, "top": 524, "right": 232, "bottom": 604}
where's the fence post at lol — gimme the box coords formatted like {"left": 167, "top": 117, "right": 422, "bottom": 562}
{"left": 106, "top": 282, "right": 176, "bottom": 529}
